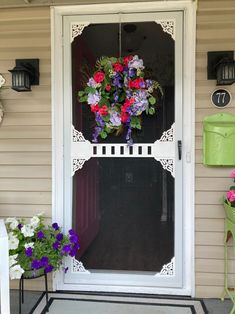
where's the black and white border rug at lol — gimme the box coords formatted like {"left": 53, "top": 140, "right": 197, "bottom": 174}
{"left": 30, "top": 291, "right": 208, "bottom": 314}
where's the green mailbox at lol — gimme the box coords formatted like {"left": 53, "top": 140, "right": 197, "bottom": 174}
{"left": 203, "top": 113, "right": 235, "bottom": 166}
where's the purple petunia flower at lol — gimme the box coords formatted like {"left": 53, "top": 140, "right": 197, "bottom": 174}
{"left": 18, "top": 223, "right": 23, "bottom": 230}
{"left": 146, "top": 79, "right": 153, "bottom": 88}
{"left": 25, "top": 247, "right": 33, "bottom": 257}
{"left": 87, "top": 78, "right": 97, "bottom": 88}
{"left": 73, "top": 243, "right": 80, "bottom": 250}
{"left": 37, "top": 231, "right": 44, "bottom": 239}
{"left": 56, "top": 233, "right": 63, "bottom": 241}
{"left": 68, "top": 229, "right": 75, "bottom": 236}
{"left": 52, "top": 241, "right": 60, "bottom": 250}
{"left": 112, "top": 74, "right": 123, "bottom": 88}
{"left": 69, "top": 249, "right": 76, "bottom": 257}
{"left": 62, "top": 244, "right": 71, "bottom": 253}
{"left": 40, "top": 256, "right": 49, "bottom": 267}
{"left": 128, "top": 68, "right": 136, "bottom": 78}
{"left": 52, "top": 223, "right": 59, "bottom": 230}
{"left": 87, "top": 91, "right": 101, "bottom": 105}
{"left": 31, "top": 259, "right": 41, "bottom": 269}
{"left": 69, "top": 234, "right": 79, "bottom": 244}
{"left": 45, "top": 265, "right": 53, "bottom": 273}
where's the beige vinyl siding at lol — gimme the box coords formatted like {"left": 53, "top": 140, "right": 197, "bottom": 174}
{"left": 195, "top": 0, "right": 235, "bottom": 298}
{"left": 0, "top": 7, "right": 51, "bottom": 290}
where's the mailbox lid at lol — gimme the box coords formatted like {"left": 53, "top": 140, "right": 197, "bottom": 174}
{"left": 203, "top": 112, "right": 235, "bottom": 166}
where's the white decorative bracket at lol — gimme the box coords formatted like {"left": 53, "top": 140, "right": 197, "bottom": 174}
{"left": 155, "top": 19, "right": 175, "bottom": 41}
{"left": 71, "top": 23, "right": 90, "bottom": 42}
{"left": 155, "top": 257, "right": 175, "bottom": 276}
{"left": 71, "top": 124, "right": 175, "bottom": 177}
{"left": 72, "top": 258, "right": 90, "bottom": 274}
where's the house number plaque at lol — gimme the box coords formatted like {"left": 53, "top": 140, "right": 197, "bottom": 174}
{"left": 211, "top": 89, "right": 232, "bottom": 108}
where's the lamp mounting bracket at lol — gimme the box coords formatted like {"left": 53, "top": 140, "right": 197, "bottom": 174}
{"left": 207, "top": 51, "right": 234, "bottom": 80}
{"left": 15, "top": 59, "right": 39, "bottom": 85}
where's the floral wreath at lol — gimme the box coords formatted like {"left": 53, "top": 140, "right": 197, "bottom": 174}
{"left": 78, "top": 55, "right": 162, "bottom": 145}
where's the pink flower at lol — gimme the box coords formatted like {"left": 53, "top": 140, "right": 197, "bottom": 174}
{"left": 113, "top": 63, "right": 123, "bottom": 72}
{"left": 231, "top": 170, "right": 235, "bottom": 178}
{"left": 227, "top": 190, "right": 235, "bottom": 202}
{"left": 93, "top": 71, "right": 105, "bottom": 83}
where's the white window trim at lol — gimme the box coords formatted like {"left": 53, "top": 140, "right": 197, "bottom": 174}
{"left": 51, "top": 0, "right": 196, "bottom": 296}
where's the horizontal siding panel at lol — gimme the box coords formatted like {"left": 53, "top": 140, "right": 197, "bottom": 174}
{"left": 0, "top": 48, "right": 50, "bottom": 60}
{"left": 0, "top": 166, "right": 51, "bottom": 178}
{"left": 0, "top": 60, "right": 50, "bottom": 74}
{"left": 198, "top": 1, "right": 235, "bottom": 10}
{"left": 0, "top": 8, "right": 50, "bottom": 20}
{"left": 1, "top": 87, "right": 51, "bottom": 99}
{"left": 0, "top": 139, "right": 51, "bottom": 151}
{"left": 196, "top": 231, "right": 224, "bottom": 246}
{"left": 0, "top": 152, "right": 51, "bottom": 165}
{"left": 195, "top": 285, "right": 224, "bottom": 298}
{"left": 0, "top": 20, "right": 50, "bottom": 32}
{"left": 0, "top": 178, "right": 51, "bottom": 191}
{"left": 195, "top": 205, "right": 225, "bottom": 219}
{"left": 3, "top": 103, "right": 51, "bottom": 113}
{"left": 196, "top": 245, "right": 234, "bottom": 260}
{"left": 1, "top": 113, "right": 51, "bottom": 126}
{"left": 196, "top": 164, "right": 234, "bottom": 178}
{"left": 0, "top": 126, "right": 51, "bottom": 139}
{"left": 196, "top": 177, "right": 231, "bottom": 191}
{"left": 195, "top": 218, "right": 224, "bottom": 232}
{"left": 195, "top": 150, "right": 203, "bottom": 164}
{"left": 0, "top": 191, "right": 51, "bottom": 204}
{"left": 196, "top": 108, "right": 235, "bottom": 122}
{"left": 0, "top": 36, "right": 50, "bottom": 49}
{"left": 196, "top": 258, "right": 235, "bottom": 273}
{"left": 196, "top": 191, "right": 225, "bottom": 205}
{"left": 0, "top": 204, "right": 51, "bottom": 218}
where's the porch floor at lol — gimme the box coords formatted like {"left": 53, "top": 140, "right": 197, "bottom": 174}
{"left": 8, "top": 290, "right": 233, "bottom": 314}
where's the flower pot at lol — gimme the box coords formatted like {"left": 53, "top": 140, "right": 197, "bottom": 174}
{"left": 23, "top": 267, "right": 45, "bottom": 279}
{"left": 224, "top": 201, "right": 235, "bottom": 223}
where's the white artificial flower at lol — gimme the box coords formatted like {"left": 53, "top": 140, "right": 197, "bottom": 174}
{"left": 24, "top": 242, "right": 34, "bottom": 249}
{"left": 8, "top": 232, "right": 19, "bottom": 250}
{"left": 5, "top": 217, "right": 19, "bottom": 230}
{"left": 9, "top": 264, "right": 24, "bottom": 280}
{"left": 21, "top": 224, "right": 35, "bottom": 237}
{"left": 9, "top": 254, "right": 18, "bottom": 267}
{"left": 30, "top": 215, "right": 40, "bottom": 228}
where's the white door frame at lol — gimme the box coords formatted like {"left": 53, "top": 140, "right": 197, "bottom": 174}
{"left": 51, "top": 1, "right": 196, "bottom": 296}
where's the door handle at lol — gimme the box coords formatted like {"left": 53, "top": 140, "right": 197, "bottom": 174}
{"left": 178, "top": 140, "right": 182, "bottom": 160}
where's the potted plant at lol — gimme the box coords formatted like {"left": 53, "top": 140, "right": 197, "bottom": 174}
{"left": 224, "top": 170, "right": 235, "bottom": 223}
{"left": 5, "top": 213, "right": 80, "bottom": 279}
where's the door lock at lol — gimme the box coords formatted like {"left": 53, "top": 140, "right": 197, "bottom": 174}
{"left": 178, "top": 140, "right": 182, "bottom": 160}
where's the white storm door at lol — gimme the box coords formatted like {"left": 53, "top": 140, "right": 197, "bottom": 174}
{"left": 62, "top": 10, "right": 183, "bottom": 291}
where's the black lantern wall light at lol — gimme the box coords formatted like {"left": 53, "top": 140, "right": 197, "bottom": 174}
{"left": 9, "top": 59, "right": 39, "bottom": 92}
{"left": 208, "top": 51, "right": 235, "bottom": 85}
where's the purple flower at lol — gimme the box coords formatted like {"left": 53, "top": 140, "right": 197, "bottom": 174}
{"left": 112, "top": 74, "right": 123, "bottom": 88}
{"left": 52, "top": 241, "right": 60, "bottom": 250}
{"left": 110, "top": 111, "right": 121, "bottom": 127}
{"left": 87, "top": 91, "right": 101, "bottom": 105}
{"left": 37, "top": 231, "right": 44, "bottom": 239}
{"left": 69, "top": 249, "right": 76, "bottom": 257}
{"left": 62, "top": 244, "right": 71, "bottom": 253}
{"left": 87, "top": 78, "right": 97, "bottom": 88}
{"left": 92, "top": 126, "right": 102, "bottom": 143}
{"left": 146, "top": 79, "right": 153, "bottom": 88}
{"left": 73, "top": 243, "right": 80, "bottom": 250}
{"left": 128, "top": 68, "right": 136, "bottom": 78}
{"left": 18, "top": 224, "right": 23, "bottom": 230}
{"left": 52, "top": 223, "right": 59, "bottom": 230}
{"left": 31, "top": 259, "right": 41, "bottom": 269}
{"left": 25, "top": 247, "right": 33, "bottom": 257}
{"left": 56, "top": 233, "right": 63, "bottom": 241}
{"left": 40, "top": 256, "right": 49, "bottom": 267}
{"left": 45, "top": 265, "right": 53, "bottom": 273}
{"left": 69, "top": 234, "right": 79, "bottom": 244}
{"left": 68, "top": 229, "right": 75, "bottom": 236}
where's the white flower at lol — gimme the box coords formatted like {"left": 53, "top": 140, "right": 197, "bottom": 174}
{"left": 9, "top": 254, "right": 18, "bottom": 267}
{"left": 9, "top": 264, "right": 24, "bottom": 280}
{"left": 30, "top": 215, "right": 40, "bottom": 228}
{"left": 24, "top": 242, "right": 34, "bottom": 249}
{"left": 8, "top": 232, "right": 19, "bottom": 250}
{"left": 5, "top": 217, "right": 19, "bottom": 230}
{"left": 21, "top": 224, "right": 35, "bottom": 237}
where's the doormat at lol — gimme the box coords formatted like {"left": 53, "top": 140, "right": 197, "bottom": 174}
{"left": 30, "top": 291, "right": 208, "bottom": 314}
